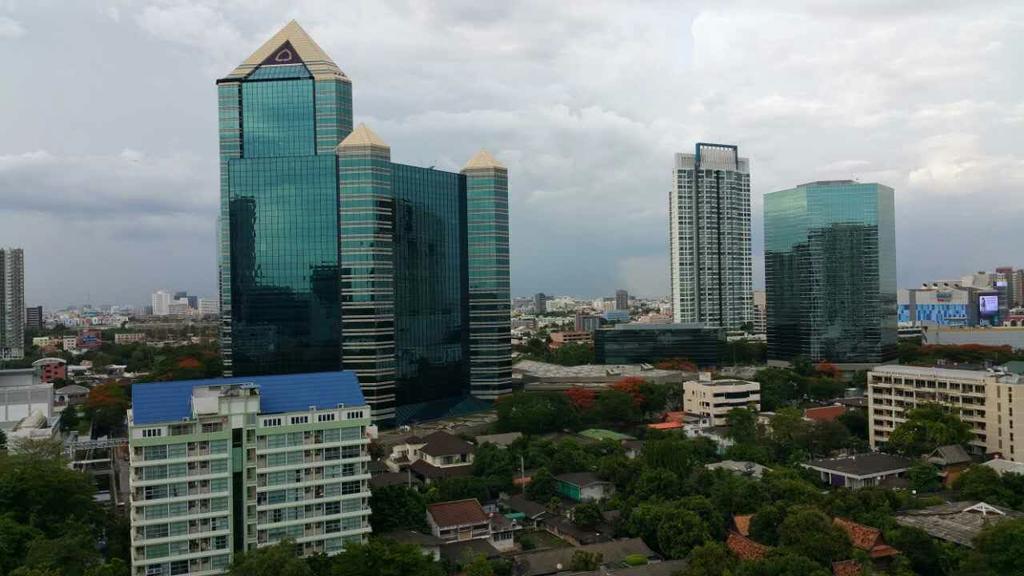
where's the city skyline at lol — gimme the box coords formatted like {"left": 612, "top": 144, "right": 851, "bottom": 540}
{"left": 1, "top": 2, "right": 1023, "bottom": 308}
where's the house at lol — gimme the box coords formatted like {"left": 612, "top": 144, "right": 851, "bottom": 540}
{"left": 541, "top": 514, "right": 614, "bottom": 546}
{"left": 895, "top": 501, "right": 1024, "bottom": 547}
{"left": 622, "top": 439, "right": 644, "bottom": 459}
{"left": 804, "top": 405, "right": 847, "bottom": 423}
{"left": 926, "top": 445, "right": 972, "bottom": 486}
{"left": 381, "top": 530, "right": 444, "bottom": 561}
{"left": 54, "top": 384, "right": 89, "bottom": 408}
{"left": 832, "top": 560, "right": 863, "bottom": 576}
{"left": 833, "top": 518, "right": 899, "bottom": 559}
{"left": 732, "top": 514, "right": 753, "bottom": 536}
{"left": 726, "top": 532, "right": 769, "bottom": 561}
{"left": 982, "top": 457, "right": 1024, "bottom": 476}
{"left": 388, "top": 430, "right": 475, "bottom": 482}
{"left": 513, "top": 538, "right": 655, "bottom": 576}
{"left": 705, "top": 460, "right": 771, "bottom": 479}
{"left": 475, "top": 431, "right": 523, "bottom": 448}
{"left": 426, "top": 499, "right": 515, "bottom": 553}
{"left": 802, "top": 453, "right": 915, "bottom": 489}
{"left": 503, "top": 494, "right": 549, "bottom": 527}
{"left": 555, "top": 472, "right": 615, "bottom": 502}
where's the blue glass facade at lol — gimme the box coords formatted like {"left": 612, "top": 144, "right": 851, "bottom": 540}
{"left": 764, "top": 181, "right": 897, "bottom": 364}
{"left": 218, "top": 23, "right": 509, "bottom": 421}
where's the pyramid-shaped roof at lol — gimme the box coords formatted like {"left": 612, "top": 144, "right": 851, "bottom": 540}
{"left": 221, "top": 20, "right": 348, "bottom": 82}
{"left": 463, "top": 149, "right": 505, "bottom": 171}
{"left": 338, "top": 123, "right": 389, "bottom": 149}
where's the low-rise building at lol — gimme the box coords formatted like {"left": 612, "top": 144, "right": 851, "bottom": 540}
{"left": 115, "top": 333, "right": 147, "bottom": 345}
{"left": 868, "top": 365, "right": 1024, "bottom": 461}
{"left": 0, "top": 369, "right": 52, "bottom": 431}
{"left": 426, "top": 498, "right": 514, "bottom": 552}
{"left": 387, "top": 431, "right": 475, "bottom": 483}
{"left": 32, "top": 357, "right": 67, "bottom": 383}
{"left": 895, "top": 501, "right": 1024, "bottom": 547}
{"left": 554, "top": 472, "right": 615, "bottom": 502}
{"left": 128, "top": 372, "right": 371, "bottom": 575}
{"left": 55, "top": 384, "right": 90, "bottom": 408}
{"left": 550, "top": 331, "right": 592, "bottom": 348}
{"left": 802, "top": 453, "right": 915, "bottom": 489}
{"left": 594, "top": 323, "right": 723, "bottom": 366}
{"left": 683, "top": 373, "right": 760, "bottom": 426}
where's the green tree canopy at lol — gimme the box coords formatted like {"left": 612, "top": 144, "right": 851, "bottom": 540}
{"left": 368, "top": 485, "right": 428, "bottom": 534}
{"left": 330, "top": 539, "right": 446, "bottom": 576}
{"left": 227, "top": 541, "right": 313, "bottom": 576}
{"left": 887, "top": 404, "right": 972, "bottom": 457}
{"left": 777, "top": 506, "right": 851, "bottom": 566}
{"left": 958, "top": 518, "right": 1024, "bottom": 575}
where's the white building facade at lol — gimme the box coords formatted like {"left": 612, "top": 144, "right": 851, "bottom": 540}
{"left": 669, "top": 144, "right": 752, "bottom": 331}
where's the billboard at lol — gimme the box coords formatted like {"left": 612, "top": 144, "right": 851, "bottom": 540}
{"left": 979, "top": 295, "right": 999, "bottom": 316}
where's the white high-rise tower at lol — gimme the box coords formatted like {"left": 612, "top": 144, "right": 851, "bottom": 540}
{"left": 0, "top": 248, "right": 25, "bottom": 361}
{"left": 669, "top": 143, "right": 752, "bottom": 330}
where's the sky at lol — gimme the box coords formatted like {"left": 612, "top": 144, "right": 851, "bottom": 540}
{"left": 0, "top": 0, "right": 1022, "bottom": 308}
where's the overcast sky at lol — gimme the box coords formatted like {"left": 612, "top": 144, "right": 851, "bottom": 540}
{"left": 1, "top": 1, "right": 1022, "bottom": 308}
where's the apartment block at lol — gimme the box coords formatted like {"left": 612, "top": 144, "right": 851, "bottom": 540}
{"left": 682, "top": 374, "right": 760, "bottom": 427}
{"left": 868, "top": 365, "right": 1023, "bottom": 461}
{"left": 128, "top": 372, "right": 372, "bottom": 576}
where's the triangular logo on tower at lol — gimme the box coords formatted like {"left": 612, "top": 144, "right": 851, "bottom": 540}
{"left": 261, "top": 40, "right": 303, "bottom": 65}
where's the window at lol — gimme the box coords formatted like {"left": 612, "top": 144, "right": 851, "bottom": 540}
{"left": 263, "top": 418, "right": 282, "bottom": 427}
{"left": 341, "top": 481, "right": 361, "bottom": 495}
{"left": 346, "top": 411, "right": 364, "bottom": 420}
{"left": 317, "top": 413, "right": 336, "bottom": 422}
{"left": 291, "top": 416, "right": 309, "bottom": 425}
{"left": 201, "top": 422, "right": 223, "bottom": 433}
{"left": 143, "top": 428, "right": 164, "bottom": 438}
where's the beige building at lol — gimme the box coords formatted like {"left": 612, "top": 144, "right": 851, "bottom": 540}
{"left": 683, "top": 374, "right": 760, "bottom": 426}
{"left": 868, "top": 365, "right": 1023, "bottom": 461}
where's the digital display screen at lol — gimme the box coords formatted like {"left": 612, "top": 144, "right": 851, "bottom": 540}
{"left": 979, "top": 295, "right": 999, "bottom": 315}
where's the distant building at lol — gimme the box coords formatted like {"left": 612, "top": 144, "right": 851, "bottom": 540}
{"left": 533, "top": 293, "right": 547, "bottom": 314}
{"left": 128, "top": 372, "right": 371, "bottom": 572}
{"left": 62, "top": 336, "right": 78, "bottom": 352}
{"left": 593, "top": 323, "right": 723, "bottom": 366}
{"left": 614, "top": 289, "right": 629, "bottom": 311}
{"left": 899, "top": 286, "right": 977, "bottom": 327}
{"left": 0, "top": 248, "right": 25, "bottom": 360}
{"left": 752, "top": 290, "right": 766, "bottom": 334}
{"left": 167, "top": 300, "right": 190, "bottom": 316}
{"left": 25, "top": 306, "right": 43, "bottom": 331}
{"left": 549, "top": 331, "right": 591, "bottom": 349}
{"left": 150, "top": 290, "right": 173, "bottom": 316}
{"left": 554, "top": 472, "right": 615, "bottom": 502}
{"left": 601, "top": 310, "right": 630, "bottom": 323}
{"left": 574, "top": 312, "right": 602, "bottom": 333}
{"left": 197, "top": 298, "right": 219, "bottom": 316}
{"left": 683, "top": 373, "right": 760, "bottom": 426}
{"left": 0, "top": 369, "right": 52, "bottom": 431}
{"left": 869, "top": 365, "right": 1024, "bottom": 461}
{"left": 32, "top": 357, "right": 66, "bottom": 383}
{"left": 670, "top": 144, "right": 752, "bottom": 331}
{"left": 765, "top": 180, "right": 897, "bottom": 367}
{"left": 77, "top": 328, "right": 102, "bottom": 351}
{"left": 114, "top": 333, "right": 146, "bottom": 345}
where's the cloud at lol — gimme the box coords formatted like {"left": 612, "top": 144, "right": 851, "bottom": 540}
{"left": 0, "top": 15, "right": 25, "bottom": 38}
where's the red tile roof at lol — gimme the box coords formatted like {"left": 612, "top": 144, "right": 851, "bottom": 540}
{"left": 647, "top": 421, "right": 683, "bottom": 430}
{"left": 833, "top": 518, "right": 899, "bottom": 559}
{"left": 727, "top": 532, "right": 769, "bottom": 561}
{"left": 733, "top": 514, "right": 753, "bottom": 536}
{"left": 804, "top": 405, "right": 847, "bottom": 422}
{"left": 427, "top": 499, "right": 489, "bottom": 529}
{"left": 832, "top": 560, "right": 862, "bottom": 576}
{"left": 665, "top": 411, "right": 687, "bottom": 423}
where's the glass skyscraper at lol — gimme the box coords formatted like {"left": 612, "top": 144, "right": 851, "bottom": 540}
{"left": 669, "top": 143, "right": 753, "bottom": 331}
{"left": 218, "top": 22, "right": 511, "bottom": 422}
{"left": 764, "top": 180, "right": 897, "bottom": 365}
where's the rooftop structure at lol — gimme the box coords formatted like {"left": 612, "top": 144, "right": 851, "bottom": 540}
{"left": 895, "top": 501, "right": 1024, "bottom": 547}
{"left": 803, "top": 453, "right": 915, "bottom": 489}
{"left": 514, "top": 359, "right": 686, "bottom": 391}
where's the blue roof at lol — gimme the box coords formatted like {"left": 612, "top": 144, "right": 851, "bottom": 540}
{"left": 132, "top": 371, "right": 365, "bottom": 426}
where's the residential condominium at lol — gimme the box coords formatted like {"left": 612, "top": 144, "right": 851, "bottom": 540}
{"left": 0, "top": 248, "right": 25, "bottom": 360}
{"left": 669, "top": 144, "right": 752, "bottom": 331}
{"left": 127, "top": 372, "right": 371, "bottom": 576}
{"left": 868, "top": 365, "right": 1023, "bottom": 462}
{"left": 217, "top": 21, "right": 510, "bottom": 423}
{"left": 683, "top": 373, "right": 760, "bottom": 426}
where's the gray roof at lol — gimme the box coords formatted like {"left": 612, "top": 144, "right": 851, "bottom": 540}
{"left": 803, "top": 453, "right": 915, "bottom": 478}
{"left": 982, "top": 458, "right": 1024, "bottom": 476}
{"left": 555, "top": 472, "right": 610, "bottom": 488}
{"left": 927, "top": 445, "right": 972, "bottom": 466}
{"left": 503, "top": 494, "right": 548, "bottom": 519}
{"left": 441, "top": 539, "right": 501, "bottom": 563}
{"left": 55, "top": 384, "right": 89, "bottom": 395}
{"left": 380, "top": 530, "right": 443, "bottom": 547}
{"left": 475, "top": 432, "right": 523, "bottom": 447}
{"left": 513, "top": 360, "right": 682, "bottom": 380}
{"left": 418, "top": 431, "right": 474, "bottom": 457}
{"left": 570, "top": 559, "right": 690, "bottom": 576}
{"left": 895, "top": 502, "right": 1023, "bottom": 547}
{"left": 514, "top": 538, "right": 655, "bottom": 576}
{"left": 705, "top": 460, "right": 771, "bottom": 478}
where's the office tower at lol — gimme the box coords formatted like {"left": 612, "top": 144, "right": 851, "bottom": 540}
{"left": 218, "top": 22, "right": 511, "bottom": 421}
{"left": 751, "top": 290, "right": 766, "bottom": 334}
{"left": 25, "top": 306, "right": 43, "bottom": 331}
{"left": 615, "top": 289, "right": 629, "bottom": 311}
{"left": 0, "top": 248, "right": 25, "bottom": 361}
{"left": 533, "top": 292, "right": 546, "bottom": 314}
{"left": 765, "top": 180, "right": 897, "bottom": 366}
{"left": 151, "top": 290, "right": 172, "bottom": 317}
{"left": 669, "top": 143, "right": 752, "bottom": 331}
{"left": 128, "top": 372, "right": 371, "bottom": 574}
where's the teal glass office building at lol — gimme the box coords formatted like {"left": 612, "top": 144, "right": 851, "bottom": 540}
{"left": 217, "top": 22, "right": 511, "bottom": 422}
{"left": 764, "top": 181, "right": 897, "bottom": 365}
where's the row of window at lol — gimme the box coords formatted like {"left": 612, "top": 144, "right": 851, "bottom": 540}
{"left": 257, "top": 480, "right": 365, "bottom": 506}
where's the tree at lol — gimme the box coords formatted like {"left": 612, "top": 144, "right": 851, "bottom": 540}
{"left": 369, "top": 485, "right": 428, "bottom": 533}
{"left": 8, "top": 437, "right": 64, "bottom": 460}
{"left": 564, "top": 386, "right": 597, "bottom": 410}
{"left": 735, "top": 551, "right": 831, "bottom": 576}
{"left": 0, "top": 515, "right": 42, "bottom": 576}
{"left": 569, "top": 550, "right": 602, "bottom": 571}
{"left": 726, "top": 407, "right": 758, "bottom": 444}
{"left": 749, "top": 503, "right": 787, "bottom": 546}
{"left": 0, "top": 428, "right": 6, "bottom": 450}
{"left": 84, "top": 559, "right": 130, "bottom": 576}
{"left": 572, "top": 502, "right": 603, "bottom": 531}
{"left": 958, "top": 518, "right": 1024, "bottom": 575}
{"left": 683, "top": 542, "right": 736, "bottom": 576}
{"left": 777, "top": 506, "right": 851, "bottom": 566}
{"left": 885, "top": 525, "right": 956, "bottom": 576}
{"left": 907, "top": 463, "right": 941, "bottom": 493}
{"left": 495, "top": 392, "right": 577, "bottom": 434}
{"left": 0, "top": 452, "right": 99, "bottom": 534}
{"left": 525, "top": 468, "right": 557, "bottom": 502}
{"left": 953, "top": 465, "right": 1015, "bottom": 507}
{"left": 330, "top": 539, "right": 445, "bottom": 576}
{"left": 464, "top": 554, "right": 495, "bottom": 576}
{"left": 656, "top": 510, "right": 710, "bottom": 559}
{"left": 887, "top": 404, "right": 972, "bottom": 457}
{"left": 837, "top": 410, "right": 868, "bottom": 440}
{"left": 20, "top": 528, "right": 103, "bottom": 576}
{"left": 595, "top": 389, "right": 637, "bottom": 423}
{"left": 227, "top": 541, "right": 312, "bottom": 576}
{"left": 60, "top": 406, "right": 80, "bottom": 432}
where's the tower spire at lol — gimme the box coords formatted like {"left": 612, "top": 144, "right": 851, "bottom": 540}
{"left": 220, "top": 20, "right": 348, "bottom": 82}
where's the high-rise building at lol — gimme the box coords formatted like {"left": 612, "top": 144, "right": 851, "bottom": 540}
{"left": 669, "top": 144, "right": 752, "bottom": 331}
{"left": 533, "top": 293, "right": 546, "bottom": 314}
{"left": 218, "top": 22, "right": 510, "bottom": 421}
{"left": 765, "top": 180, "right": 897, "bottom": 366}
{"left": 751, "top": 290, "right": 766, "bottom": 334}
{"left": 0, "top": 248, "right": 25, "bottom": 361}
{"left": 25, "top": 306, "right": 43, "bottom": 331}
{"left": 128, "top": 372, "right": 371, "bottom": 574}
{"left": 151, "top": 290, "right": 172, "bottom": 317}
{"left": 615, "top": 289, "right": 629, "bottom": 311}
